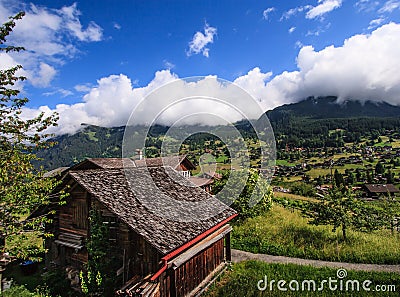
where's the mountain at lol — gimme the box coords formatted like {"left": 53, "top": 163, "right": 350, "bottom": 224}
{"left": 266, "top": 96, "right": 400, "bottom": 121}
{"left": 34, "top": 124, "right": 125, "bottom": 170}
{"left": 35, "top": 96, "right": 400, "bottom": 170}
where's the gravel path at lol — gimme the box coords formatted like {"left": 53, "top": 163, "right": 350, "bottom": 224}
{"left": 232, "top": 249, "right": 400, "bottom": 273}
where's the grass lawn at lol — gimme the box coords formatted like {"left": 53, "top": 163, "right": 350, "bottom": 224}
{"left": 206, "top": 261, "right": 400, "bottom": 296}
{"left": 374, "top": 142, "right": 392, "bottom": 148}
{"left": 232, "top": 205, "right": 400, "bottom": 264}
{"left": 273, "top": 192, "right": 317, "bottom": 202}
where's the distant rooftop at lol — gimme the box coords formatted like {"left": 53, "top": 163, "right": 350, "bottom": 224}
{"left": 364, "top": 184, "right": 399, "bottom": 193}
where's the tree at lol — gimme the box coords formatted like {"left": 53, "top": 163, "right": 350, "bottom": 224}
{"left": 301, "top": 186, "right": 365, "bottom": 241}
{"left": 333, "top": 169, "right": 345, "bottom": 187}
{"left": 289, "top": 182, "right": 316, "bottom": 197}
{"left": 366, "top": 170, "right": 373, "bottom": 183}
{"left": 0, "top": 12, "right": 60, "bottom": 257}
{"left": 346, "top": 173, "right": 355, "bottom": 185}
{"left": 212, "top": 168, "right": 272, "bottom": 220}
{"left": 385, "top": 169, "right": 394, "bottom": 184}
{"left": 375, "top": 161, "right": 385, "bottom": 175}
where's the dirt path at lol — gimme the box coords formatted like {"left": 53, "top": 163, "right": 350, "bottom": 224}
{"left": 232, "top": 249, "right": 400, "bottom": 273}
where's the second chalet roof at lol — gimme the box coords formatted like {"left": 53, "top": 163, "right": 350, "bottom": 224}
{"left": 134, "top": 155, "right": 195, "bottom": 170}
{"left": 70, "top": 155, "right": 195, "bottom": 171}
{"left": 68, "top": 166, "right": 236, "bottom": 255}
{"left": 70, "top": 158, "right": 136, "bottom": 170}
{"left": 364, "top": 184, "right": 400, "bottom": 193}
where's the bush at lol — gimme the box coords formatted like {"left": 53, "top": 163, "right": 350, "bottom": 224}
{"left": 289, "top": 182, "right": 316, "bottom": 197}
{"left": 1, "top": 285, "right": 42, "bottom": 297}
{"left": 42, "top": 269, "right": 75, "bottom": 297}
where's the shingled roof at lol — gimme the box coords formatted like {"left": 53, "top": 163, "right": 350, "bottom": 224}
{"left": 69, "top": 156, "right": 195, "bottom": 171}
{"left": 364, "top": 184, "right": 400, "bottom": 194}
{"left": 71, "top": 158, "right": 136, "bottom": 170}
{"left": 68, "top": 166, "right": 235, "bottom": 255}
{"left": 134, "top": 155, "right": 195, "bottom": 170}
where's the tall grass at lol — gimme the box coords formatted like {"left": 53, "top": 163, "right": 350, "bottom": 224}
{"left": 206, "top": 261, "right": 400, "bottom": 297}
{"left": 232, "top": 205, "right": 400, "bottom": 264}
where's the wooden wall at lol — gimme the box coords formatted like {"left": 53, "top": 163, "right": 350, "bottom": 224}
{"left": 58, "top": 184, "right": 89, "bottom": 236}
{"left": 91, "top": 199, "right": 162, "bottom": 283}
{"left": 48, "top": 185, "right": 89, "bottom": 269}
{"left": 160, "top": 238, "right": 225, "bottom": 297}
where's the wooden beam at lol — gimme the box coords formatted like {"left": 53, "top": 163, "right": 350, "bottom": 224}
{"left": 170, "top": 225, "right": 232, "bottom": 268}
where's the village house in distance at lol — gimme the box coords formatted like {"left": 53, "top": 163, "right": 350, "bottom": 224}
{"left": 38, "top": 157, "right": 236, "bottom": 297}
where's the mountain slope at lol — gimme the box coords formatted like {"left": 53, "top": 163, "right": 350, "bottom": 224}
{"left": 266, "top": 96, "right": 400, "bottom": 121}
{"left": 35, "top": 96, "right": 400, "bottom": 170}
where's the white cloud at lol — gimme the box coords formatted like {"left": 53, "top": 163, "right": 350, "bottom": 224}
{"left": 22, "top": 69, "right": 271, "bottom": 135}
{"left": 280, "top": 6, "right": 312, "bottom": 20}
{"left": 0, "top": 1, "right": 103, "bottom": 87}
{"left": 20, "top": 23, "right": 400, "bottom": 135}
{"left": 163, "top": 60, "right": 175, "bottom": 69}
{"left": 368, "top": 17, "right": 386, "bottom": 29}
{"left": 262, "top": 22, "right": 400, "bottom": 106}
{"left": 74, "top": 83, "right": 93, "bottom": 92}
{"left": 59, "top": 3, "right": 102, "bottom": 42}
{"left": 295, "top": 41, "right": 304, "bottom": 48}
{"left": 289, "top": 26, "right": 296, "bottom": 33}
{"left": 28, "top": 62, "right": 57, "bottom": 87}
{"left": 234, "top": 67, "right": 272, "bottom": 104}
{"left": 43, "top": 88, "right": 73, "bottom": 97}
{"left": 306, "top": 0, "right": 343, "bottom": 19}
{"left": 23, "top": 71, "right": 178, "bottom": 135}
{"left": 306, "top": 23, "right": 331, "bottom": 36}
{"left": 262, "top": 7, "right": 275, "bottom": 20}
{"left": 355, "top": 0, "right": 380, "bottom": 12}
{"left": 187, "top": 23, "right": 217, "bottom": 57}
{"left": 378, "top": 0, "right": 400, "bottom": 13}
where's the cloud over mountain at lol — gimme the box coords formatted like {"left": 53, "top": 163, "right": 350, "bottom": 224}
{"left": 21, "top": 22, "right": 400, "bottom": 135}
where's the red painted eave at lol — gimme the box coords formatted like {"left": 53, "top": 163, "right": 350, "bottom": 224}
{"left": 150, "top": 213, "right": 237, "bottom": 281}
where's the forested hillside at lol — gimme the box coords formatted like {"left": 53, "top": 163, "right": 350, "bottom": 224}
{"left": 35, "top": 97, "right": 400, "bottom": 170}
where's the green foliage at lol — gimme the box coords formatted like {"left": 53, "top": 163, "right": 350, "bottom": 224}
{"left": 301, "top": 187, "right": 368, "bottom": 240}
{"left": 42, "top": 269, "right": 74, "bottom": 297}
{"left": 289, "top": 182, "right": 316, "bottom": 197}
{"left": 375, "top": 161, "right": 385, "bottom": 175}
{"left": 212, "top": 169, "right": 272, "bottom": 220}
{"left": 206, "top": 260, "right": 400, "bottom": 297}
{"left": 333, "top": 169, "right": 345, "bottom": 187}
{"left": 0, "top": 13, "right": 62, "bottom": 257}
{"left": 80, "top": 209, "right": 117, "bottom": 296}
{"left": 0, "top": 284, "right": 56, "bottom": 297}
{"left": 0, "top": 285, "right": 38, "bottom": 297}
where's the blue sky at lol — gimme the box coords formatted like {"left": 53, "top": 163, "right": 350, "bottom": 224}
{"left": 1, "top": 0, "right": 400, "bottom": 134}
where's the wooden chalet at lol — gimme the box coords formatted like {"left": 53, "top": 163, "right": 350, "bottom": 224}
{"left": 363, "top": 184, "right": 400, "bottom": 198}
{"left": 44, "top": 163, "right": 236, "bottom": 297}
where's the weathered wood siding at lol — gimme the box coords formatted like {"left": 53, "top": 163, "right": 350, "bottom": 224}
{"left": 160, "top": 238, "right": 225, "bottom": 297}
{"left": 59, "top": 184, "right": 89, "bottom": 236}
{"left": 91, "top": 199, "right": 162, "bottom": 282}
